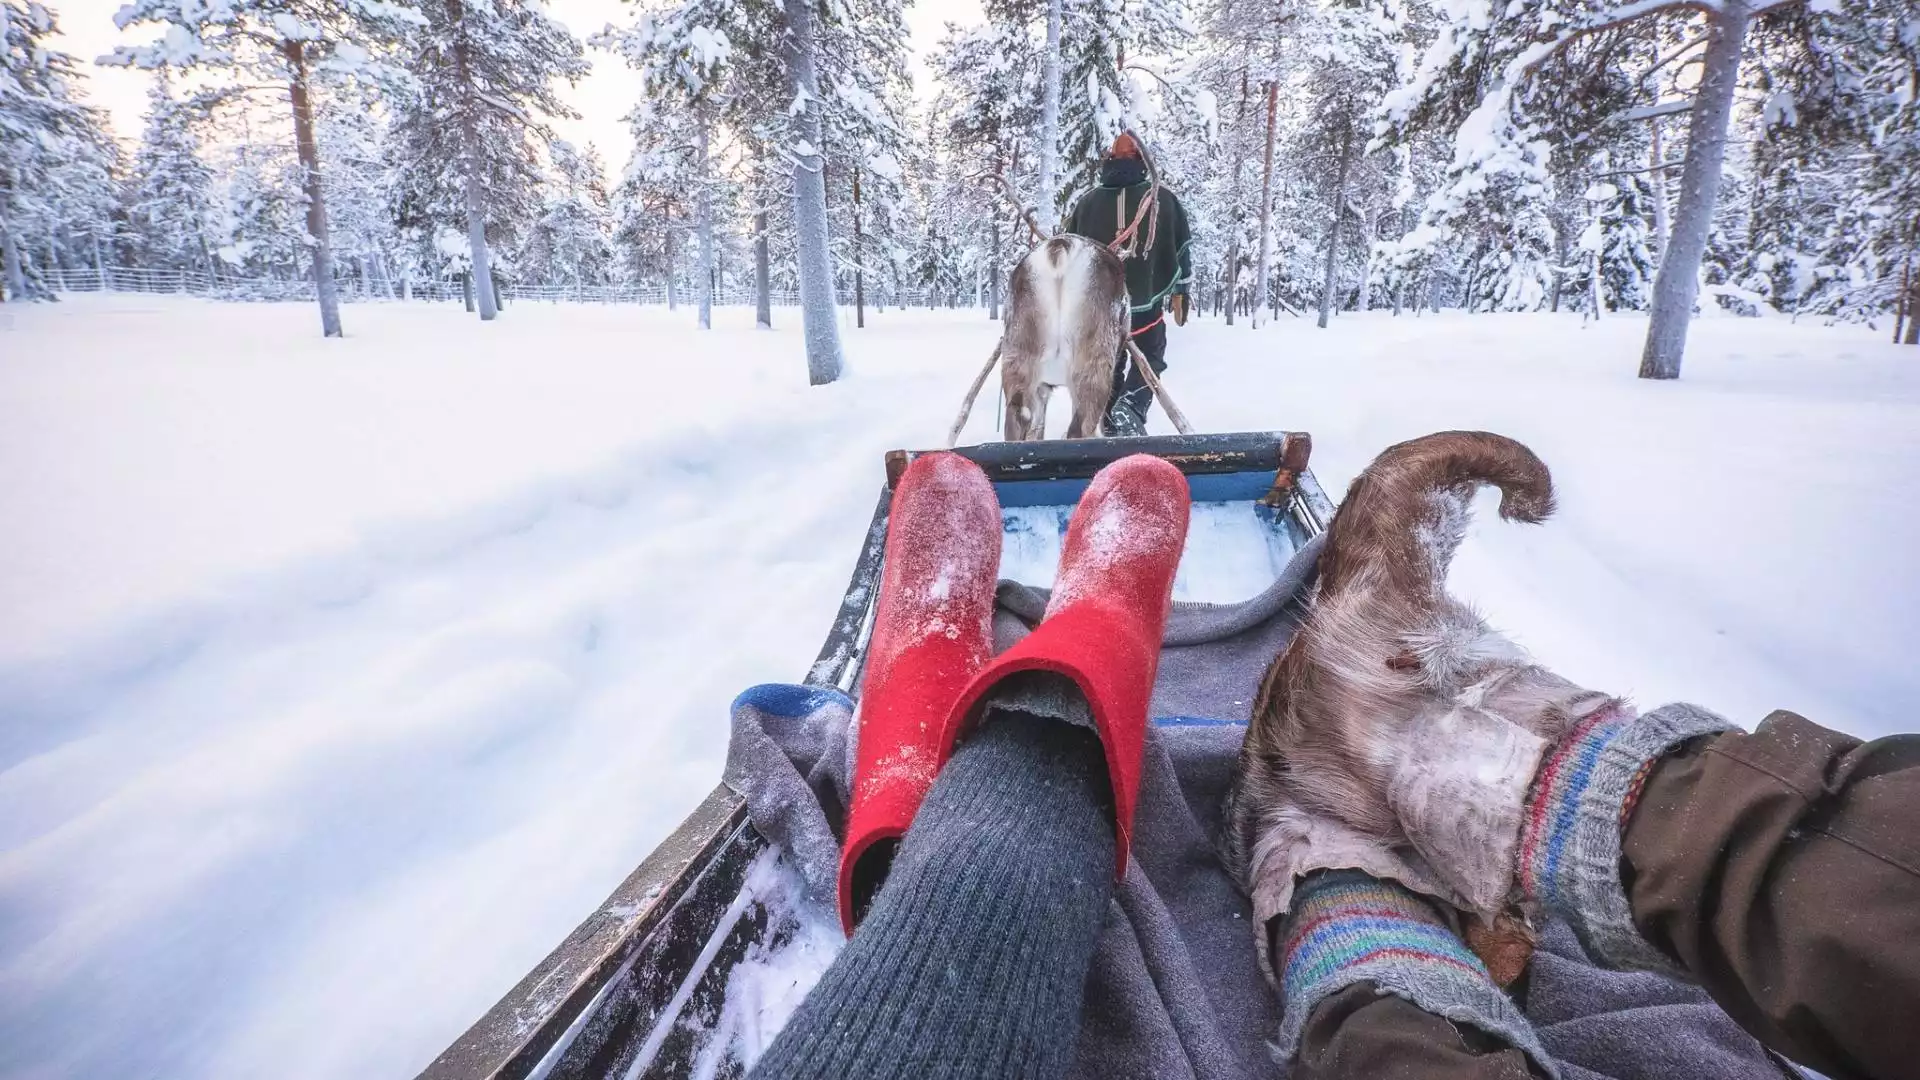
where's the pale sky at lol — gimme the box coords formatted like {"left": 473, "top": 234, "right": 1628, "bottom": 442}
{"left": 51, "top": 0, "right": 983, "bottom": 177}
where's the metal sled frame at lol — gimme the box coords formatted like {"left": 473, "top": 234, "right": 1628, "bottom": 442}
{"left": 420, "top": 431, "right": 1335, "bottom": 1080}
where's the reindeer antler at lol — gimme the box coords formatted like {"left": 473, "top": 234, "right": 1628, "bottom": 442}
{"left": 975, "top": 171, "right": 1049, "bottom": 245}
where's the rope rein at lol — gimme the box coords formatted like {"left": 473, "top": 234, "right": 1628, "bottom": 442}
{"left": 1108, "top": 152, "right": 1161, "bottom": 261}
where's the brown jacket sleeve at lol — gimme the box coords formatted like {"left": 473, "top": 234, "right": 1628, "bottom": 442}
{"left": 1295, "top": 985, "right": 1542, "bottom": 1080}
{"left": 1624, "top": 710, "right": 1920, "bottom": 1080}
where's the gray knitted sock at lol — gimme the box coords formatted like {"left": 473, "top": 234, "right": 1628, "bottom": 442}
{"left": 751, "top": 699, "right": 1117, "bottom": 1080}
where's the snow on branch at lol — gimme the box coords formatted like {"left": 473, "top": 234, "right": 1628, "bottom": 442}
{"left": 473, "top": 87, "right": 533, "bottom": 126}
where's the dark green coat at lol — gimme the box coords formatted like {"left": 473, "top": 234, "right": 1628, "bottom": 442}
{"left": 1064, "top": 168, "right": 1194, "bottom": 315}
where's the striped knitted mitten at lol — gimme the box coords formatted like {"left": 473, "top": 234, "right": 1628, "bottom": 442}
{"left": 1275, "top": 870, "right": 1554, "bottom": 1075}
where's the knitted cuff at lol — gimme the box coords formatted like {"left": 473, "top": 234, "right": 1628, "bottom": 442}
{"left": 1518, "top": 702, "right": 1733, "bottom": 971}
{"left": 1275, "top": 871, "right": 1555, "bottom": 1077}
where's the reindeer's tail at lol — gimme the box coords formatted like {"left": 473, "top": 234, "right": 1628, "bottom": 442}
{"left": 1316, "top": 431, "right": 1554, "bottom": 601}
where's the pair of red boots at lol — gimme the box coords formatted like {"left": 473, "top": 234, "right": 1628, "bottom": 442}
{"left": 837, "top": 451, "right": 1191, "bottom": 932}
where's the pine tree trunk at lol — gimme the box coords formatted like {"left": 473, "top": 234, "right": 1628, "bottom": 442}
{"left": 853, "top": 168, "right": 866, "bottom": 328}
{"left": 1038, "top": 0, "right": 1063, "bottom": 235}
{"left": 1649, "top": 118, "right": 1671, "bottom": 259}
{"left": 665, "top": 211, "right": 678, "bottom": 310}
{"left": 697, "top": 115, "right": 715, "bottom": 329}
{"left": 783, "top": 0, "right": 846, "bottom": 384}
{"left": 449, "top": 0, "right": 498, "bottom": 320}
{"left": 1639, "top": 0, "right": 1749, "bottom": 380}
{"left": 1317, "top": 127, "right": 1353, "bottom": 329}
{"left": 1590, "top": 245, "right": 1605, "bottom": 320}
{"left": 285, "top": 42, "right": 343, "bottom": 337}
{"left": 464, "top": 176, "right": 497, "bottom": 320}
{"left": 754, "top": 206, "right": 772, "bottom": 329}
{"left": 1252, "top": 79, "right": 1279, "bottom": 329}
{"left": 1906, "top": 264, "right": 1920, "bottom": 344}
{"left": 1226, "top": 70, "right": 1250, "bottom": 328}
{"left": 0, "top": 204, "right": 23, "bottom": 302}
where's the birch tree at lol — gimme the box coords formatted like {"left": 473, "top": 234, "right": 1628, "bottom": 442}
{"left": 106, "top": 0, "right": 424, "bottom": 336}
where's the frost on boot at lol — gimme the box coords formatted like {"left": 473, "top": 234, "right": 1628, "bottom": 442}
{"left": 839, "top": 452, "right": 1001, "bottom": 931}
{"left": 943, "top": 454, "right": 1190, "bottom": 878}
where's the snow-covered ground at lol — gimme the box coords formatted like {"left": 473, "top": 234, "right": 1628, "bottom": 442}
{"left": 2, "top": 294, "right": 1915, "bottom": 1079}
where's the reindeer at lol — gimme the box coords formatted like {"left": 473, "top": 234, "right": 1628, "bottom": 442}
{"left": 946, "top": 179, "right": 1192, "bottom": 445}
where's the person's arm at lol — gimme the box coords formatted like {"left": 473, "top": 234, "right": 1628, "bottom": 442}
{"left": 1288, "top": 708, "right": 1920, "bottom": 1080}
{"left": 1618, "top": 711, "right": 1920, "bottom": 1080}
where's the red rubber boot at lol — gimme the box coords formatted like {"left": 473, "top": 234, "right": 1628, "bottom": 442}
{"left": 838, "top": 452, "right": 1002, "bottom": 932}
{"left": 940, "top": 454, "right": 1190, "bottom": 880}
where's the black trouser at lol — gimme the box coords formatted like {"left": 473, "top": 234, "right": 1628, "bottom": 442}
{"left": 750, "top": 707, "right": 1115, "bottom": 1080}
{"left": 1105, "top": 307, "right": 1167, "bottom": 436}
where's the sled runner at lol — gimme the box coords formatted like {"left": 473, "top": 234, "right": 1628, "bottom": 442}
{"left": 420, "top": 431, "right": 1333, "bottom": 1080}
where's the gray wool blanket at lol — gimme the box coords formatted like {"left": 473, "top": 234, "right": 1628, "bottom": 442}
{"left": 722, "top": 538, "right": 1786, "bottom": 1080}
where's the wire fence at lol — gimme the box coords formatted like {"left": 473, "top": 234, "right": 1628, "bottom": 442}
{"left": 43, "top": 267, "right": 974, "bottom": 310}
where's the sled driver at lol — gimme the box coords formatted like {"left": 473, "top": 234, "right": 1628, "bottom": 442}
{"left": 750, "top": 452, "right": 1920, "bottom": 1080}
{"left": 1065, "top": 131, "right": 1193, "bottom": 437}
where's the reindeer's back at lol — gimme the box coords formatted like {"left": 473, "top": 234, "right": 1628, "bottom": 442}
{"left": 1005, "top": 236, "right": 1128, "bottom": 385}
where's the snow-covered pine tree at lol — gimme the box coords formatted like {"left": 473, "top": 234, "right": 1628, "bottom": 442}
{"left": 2, "top": 0, "right": 112, "bottom": 300}
{"left": 814, "top": 0, "right": 913, "bottom": 327}
{"left": 614, "top": 99, "right": 699, "bottom": 308}
{"left": 1176, "top": 2, "right": 1275, "bottom": 324}
{"left": 1598, "top": 170, "right": 1658, "bottom": 311}
{"left": 927, "top": 17, "right": 1043, "bottom": 313}
{"left": 1576, "top": 167, "right": 1657, "bottom": 315}
{"left": 127, "top": 76, "right": 219, "bottom": 279}
{"left": 318, "top": 83, "right": 404, "bottom": 299}
{"left": 1741, "top": 0, "right": 1920, "bottom": 324}
{"left": 38, "top": 114, "right": 122, "bottom": 283}
{"left": 1070, "top": 0, "right": 1190, "bottom": 193}
{"left": 1380, "top": 0, "right": 1829, "bottom": 367}
{"left": 107, "top": 0, "right": 425, "bottom": 335}
{"left": 390, "top": 0, "right": 586, "bottom": 320}
{"left": 519, "top": 141, "right": 616, "bottom": 290}
{"left": 596, "top": 0, "right": 741, "bottom": 328}
{"left": 212, "top": 139, "right": 306, "bottom": 281}
{"left": 1198, "top": 0, "right": 1290, "bottom": 326}
{"left": 1297, "top": 0, "right": 1402, "bottom": 327}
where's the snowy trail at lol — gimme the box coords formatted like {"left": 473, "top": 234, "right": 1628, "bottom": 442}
{"left": 0, "top": 301, "right": 962, "bottom": 1080}
{"left": 0, "top": 419, "right": 878, "bottom": 1080}
{"left": 3, "top": 296, "right": 1916, "bottom": 1079}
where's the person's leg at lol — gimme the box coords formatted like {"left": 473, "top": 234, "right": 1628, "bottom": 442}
{"left": 1105, "top": 341, "right": 1136, "bottom": 436}
{"left": 751, "top": 687, "right": 1116, "bottom": 1080}
{"left": 1103, "top": 314, "right": 1166, "bottom": 436}
{"left": 1278, "top": 872, "right": 1551, "bottom": 1080}
{"left": 1120, "top": 319, "right": 1167, "bottom": 424}
{"left": 759, "top": 455, "right": 1188, "bottom": 1080}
